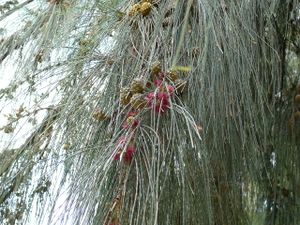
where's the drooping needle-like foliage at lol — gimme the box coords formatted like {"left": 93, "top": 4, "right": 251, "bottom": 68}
{"left": 0, "top": 0, "right": 300, "bottom": 224}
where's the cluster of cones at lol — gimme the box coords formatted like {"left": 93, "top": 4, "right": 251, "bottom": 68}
{"left": 114, "top": 62, "right": 187, "bottom": 161}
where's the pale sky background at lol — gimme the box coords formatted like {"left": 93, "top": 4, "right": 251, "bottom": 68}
{"left": 0, "top": 2, "right": 72, "bottom": 224}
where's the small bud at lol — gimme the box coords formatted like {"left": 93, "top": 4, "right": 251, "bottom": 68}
{"left": 63, "top": 143, "right": 70, "bottom": 150}
{"left": 3, "top": 125, "right": 14, "bottom": 134}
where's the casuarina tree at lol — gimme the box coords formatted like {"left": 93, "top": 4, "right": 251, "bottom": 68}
{"left": 0, "top": 0, "right": 300, "bottom": 224}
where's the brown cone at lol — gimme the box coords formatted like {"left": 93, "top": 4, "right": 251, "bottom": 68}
{"left": 120, "top": 87, "right": 132, "bottom": 105}
{"left": 130, "top": 94, "right": 147, "bottom": 110}
{"left": 130, "top": 78, "right": 144, "bottom": 94}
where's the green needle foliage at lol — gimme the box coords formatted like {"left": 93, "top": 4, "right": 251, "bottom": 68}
{"left": 0, "top": 0, "right": 300, "bottom": 224}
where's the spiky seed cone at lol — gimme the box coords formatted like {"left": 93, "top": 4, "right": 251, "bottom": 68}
{"left": 93, "top": 110, "right": 108, "bottom": 121}
{"left": 130, "top": 78, "right": 144, "bottom": 94}
{"left": 175, "top": 79, "right": 187, "bottom": 94}
{"left": 128, "top": 3, "right": 141, "bottom": 16}
{"left": 166, "top": 70, "right": 178, "bottom": 82}
{"left": 130, "top": 94, "right": 147, "bottom": 110}
{"left": 120, "top": 87, "right": 132, "bottom": 105}
{"left": 139, "top": 2, "right": 152, "bottom": 16}
{"left": 151, "top": 61, "right": 161, "bottom": 75}
{"left": 295, "top": 94, "right": 300, "bottom": 104}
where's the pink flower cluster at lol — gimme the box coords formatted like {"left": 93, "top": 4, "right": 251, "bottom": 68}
{"left": 114, "top": 112, "right": 140, "bottom": 163}
{"left": 114, "top": 136, "right": 136, "bottom": 163}
{"left": 146, "top": 79, "right": 174, "bottom": 114}
{"left": 114, "top": 78, "right": 175, "bottom": 163}
{"left": 157, "top": 72, "right": 166, "bottom": 80}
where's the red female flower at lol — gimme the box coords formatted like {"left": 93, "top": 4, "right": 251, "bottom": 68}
{"left": 154, "top": 79, "right": 163, "bottom": 87}
{"left": 116, "top": 136, "right": 127, "bottom": 147}
{"left": 146, "top": 91, "right": 169, "bottom": 113}
{"left": 124, "top": 145, "right": 136, "bottom": 162}
{"left": 114, "top": 145, "right": 136, "bottom": 162}
{"left": 114, "top": 151, "right": 121, "bottom": 161}
{"left": 114, "top": 136, "right": 136, "bottom": 162}
{"left": 153, "top": 79, "right": 175, "bottom": 95}
{"left": 145, "top": 81, "right": 174, "bottom": 114}
{"left": 122, "top": 111, "right": 140, "bottom": 129}
{"left": 158, "top": 72, "right": 166, "bottom": 79}
{"left": 167, "top": 85, "right": 174, "bottom": 95}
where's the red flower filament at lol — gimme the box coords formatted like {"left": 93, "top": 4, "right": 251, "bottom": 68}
{"left": 145, "top": 82, "right": 174, "bottom": 114}
{"left": 122, "top": 111, "right": 140, "bottom": 129}
{"left": 114, "top": 136, "right": 136, "bottom": 162}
